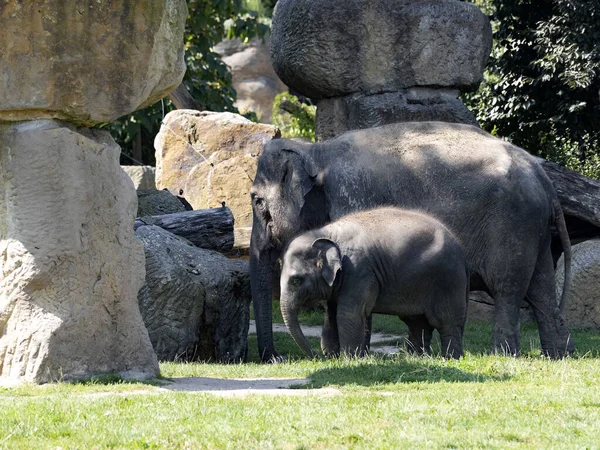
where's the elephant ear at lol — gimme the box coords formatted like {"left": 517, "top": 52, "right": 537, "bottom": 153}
{"left": 312, "top": 238, "right": 342, "bottom": 287}
{"left": 280, "top": 146, "right": 319, "bottom": 212}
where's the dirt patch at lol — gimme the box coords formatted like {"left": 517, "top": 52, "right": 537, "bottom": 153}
{"left": 158, "top": 376, "right": 340, "bottom": 397}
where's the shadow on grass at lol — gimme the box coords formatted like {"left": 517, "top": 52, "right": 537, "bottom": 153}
{"left": 71, "top": 375, "right": 165, "bottom": 387}
{"left": 303, "top": 357, "right": 510, "bottom": 388}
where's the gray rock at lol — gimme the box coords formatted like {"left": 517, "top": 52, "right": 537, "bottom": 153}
{"left": 315, "top": 89, "right": 478, "bottom": 141}
{"left": 137, "top": 189, "right": 187, "bottom": 217}
{"left": 271, "top": 0, "right": 492, "bottom": 100}
{"left": 556, "top": 239, "right": 600, "bottom": 329}
{"left": 136, "top": 225, "right": 251, "bottom": 362}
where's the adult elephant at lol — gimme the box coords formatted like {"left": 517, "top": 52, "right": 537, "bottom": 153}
{"left": 249, "top": 121, "right": 573, "bottom": 361}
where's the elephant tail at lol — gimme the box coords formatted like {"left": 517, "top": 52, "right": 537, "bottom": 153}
{"left": 554, "top": 199, "right": 572, "bottom": 313}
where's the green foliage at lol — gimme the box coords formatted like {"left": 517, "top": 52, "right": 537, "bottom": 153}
{"left": 272, "top": 92, "right": 316, "bottom": 141}
{"left": 464, "top": 0, "right": 600, "bottom": 178}
{"left": 100, "top": 0, "right": 270, "bottom": 164}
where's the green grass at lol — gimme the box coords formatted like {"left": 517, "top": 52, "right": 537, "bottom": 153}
{"left": 2, "top": 323, "right": 600, "bottom": 449}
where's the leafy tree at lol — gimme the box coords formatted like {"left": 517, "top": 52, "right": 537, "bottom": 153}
{"left": 465, "top": 0, "right": 600, "bottom": 177}
{"left": 272, "top": 92, "right": 316, "bottom": 141}
{"left": 100, "top": 0, "right": 269, "bottom": 165}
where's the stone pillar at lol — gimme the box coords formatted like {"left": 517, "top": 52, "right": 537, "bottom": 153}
{"left": 270, "top": 0, "right": 492, "bottom": 141}
{"left": 0, "top": 1, "right": 188, "bottom": 384}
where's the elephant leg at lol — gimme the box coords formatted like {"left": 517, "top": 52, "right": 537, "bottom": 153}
{"left": 490, "top": 287, "right": 526, "bottom": 356}
{"left": 362, "top": 314, "right": 373, "bottom": 354}
{"left": 525, "top": 245, "right": 574, "bottom": 358}
{"left": 250, "top": 248, "right": 282, "bottom": 362}
{"left": 336, "top": 278, "right": 379, "bottom": 357}
{"left": 402, "top": 316, "right": 433, "bottom": 355}
{"left": 321, "top": 301, "right": 340, "bottom": 358}
{"left": 337, "top": 312, "right": 367, "bottom": 357}
{"left": 438, "top": 325, "right": 464, "bottom": 359}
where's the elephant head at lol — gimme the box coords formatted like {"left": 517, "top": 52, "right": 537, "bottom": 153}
{"left": 280, "top": 237, "right": 342, "bottom": 357}
{"left": 250, "top": 139, "right": 321, "bottom": 252}
{"left": 249, "top": 139, "right": 327, "bottom": 361}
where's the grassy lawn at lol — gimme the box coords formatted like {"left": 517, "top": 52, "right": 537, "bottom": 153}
{"left": 1, "top": 311, "right": 600, "bottom": 449}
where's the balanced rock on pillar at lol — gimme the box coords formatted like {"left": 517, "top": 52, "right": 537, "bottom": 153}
{"left": 0, "top": 121, "right": 159, "bottom": 384}
{"left": 0, "top": 0, "right": 187, "bottom": 126}
{"left": 270, "top": 0, "right": 492, "bottom": 140}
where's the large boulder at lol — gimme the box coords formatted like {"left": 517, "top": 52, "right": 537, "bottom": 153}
{"left": 271, "top": 0, "right": 492, "bottom": 100}
{"left": 0, "top": 121, "right": 159, "bottom": 384}
{"left": 215, "top": 36, "right": 288, "bottom": 123}
{"left": 556, "top": 239, "right": 600, "bottom": 329}
{"left": 154, "top": 110, "right": 280, "bottom": 248}
{"left": 0, "top": 0, "right": 187, "bottom": 126}
{"left": 136, "top": 225, "right": 251, "bottom": 362}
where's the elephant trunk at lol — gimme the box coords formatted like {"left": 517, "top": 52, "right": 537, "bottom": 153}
{"left": 281, "top": 301, "right": 315, "bottom": 358}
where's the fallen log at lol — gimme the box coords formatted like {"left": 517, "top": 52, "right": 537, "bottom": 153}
{"left": 540, "top": 159, "right": 600, "bottom": 244}
{"left": 134, "top": 207, "right": 234, "bottom": 253}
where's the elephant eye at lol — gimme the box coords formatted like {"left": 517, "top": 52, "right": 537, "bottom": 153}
{"left": 290, "top": 276, "right": 303, "bottom": 288}
{"left": 253, "top": 195, "right": 266, "bottom": 210}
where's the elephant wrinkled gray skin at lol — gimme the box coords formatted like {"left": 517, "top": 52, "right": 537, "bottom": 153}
{"left": 280, "top": 208, "right": 470, "bottom": 359}
{"left": 249, "top": 121, "right": 573, "bottom": 362}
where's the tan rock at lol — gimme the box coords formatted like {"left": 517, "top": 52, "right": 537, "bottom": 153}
{"left": 0, "top": 0, "right": 187, "bottom": 126}
{"left": 155, "top": 110, "right": 280, "bottom": 247}
{"left": 556, "top": 239, "right": 600, "bottom": 329}
{"left": 215, "top": 37, "right": 288, "bottom": 123}
{"left": 0, "top": 121, "right": 159, "bottom": 384}
{"left": 122, "top": 166, "right": 157, "bottom": 190}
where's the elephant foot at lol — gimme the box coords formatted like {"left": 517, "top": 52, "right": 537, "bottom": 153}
{"left": 260, "top": 348, "right": 286, "bottom": 364}
{"left": 491, "top": 334, "right": 520, "bottom": 357}
{"left": 539, "top": 309, "right": 575, "bottom": 359}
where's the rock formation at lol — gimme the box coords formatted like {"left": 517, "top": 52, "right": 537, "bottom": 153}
{"left": 556, "top": 240, "right": 600, "bottom": 329}
{"left": 270, "top": 0, "right": 492, "bottom": 140}
{"left": 0, "top": 123, "right": 158, "bottom": 383}
{"left": 215, "top": 36, "right": 288, "bottom": 123}
{"left": 136, "top": 226, "right": 251, "bottom": 362}
{"left": 0, "top": 0, "right": 187, "bottom": 384}
{"left": 0, "top": 1, "right": 187, "bottom": 126}
{"left": 155, "top": 110, "right": 280, "bottom": 248}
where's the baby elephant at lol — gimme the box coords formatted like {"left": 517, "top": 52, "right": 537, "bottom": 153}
{"left": 280, "top": 208, "right": 469, "bottom": 359}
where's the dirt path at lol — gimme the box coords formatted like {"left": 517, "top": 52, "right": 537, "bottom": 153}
{"left": 248, "top": 320, "right": 405, "bottom": 351}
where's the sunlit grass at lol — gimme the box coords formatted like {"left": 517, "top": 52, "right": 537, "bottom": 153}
{"left": 1, "top": 321, "right": 600, "bottom": 449}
